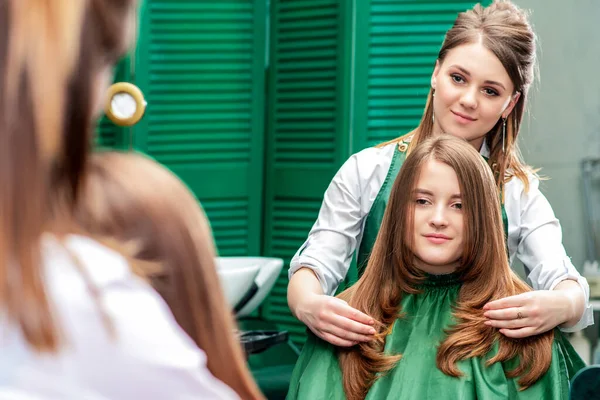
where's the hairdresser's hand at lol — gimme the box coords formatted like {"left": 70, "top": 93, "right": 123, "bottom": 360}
{"left": 296, "top": 293, "right": 377, "bottom": 347}
{"left": 482, "top": 290, "right": 574, "bottom": 338}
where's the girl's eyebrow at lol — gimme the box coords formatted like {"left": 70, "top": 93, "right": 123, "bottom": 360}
{"left": 414, "top": 188, "right": 461, "bottom": 200}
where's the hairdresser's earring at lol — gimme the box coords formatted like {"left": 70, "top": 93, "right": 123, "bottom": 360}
{"left": 502, "top": 118, "right": 507, "bottom": 153}
{"left": 432, "top": 90, "right": 435, "bottom": 123}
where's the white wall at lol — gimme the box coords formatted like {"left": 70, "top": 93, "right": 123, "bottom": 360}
{"left": 514, "top": 0, "right": 600, "bottom": 270}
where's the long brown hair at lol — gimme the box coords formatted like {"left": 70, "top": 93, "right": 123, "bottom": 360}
{"left": 0, "top": 0, "right": 136, "bottom": 352}
{"left": 74, "top": 151, "right": 264, "bottom": 400}
{"left": 338, "top": 135, "right": 553, "bottom": 399}
{"left": 382, "top": 0, "right": 537, "bottom": 192}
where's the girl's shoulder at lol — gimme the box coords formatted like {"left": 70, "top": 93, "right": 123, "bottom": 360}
{"left": 42, "top": 234, "right": 132, "bottom": 288}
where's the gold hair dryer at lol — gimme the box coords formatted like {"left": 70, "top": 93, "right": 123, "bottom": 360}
{"left": 104, "top": 82, "right": 146, "bottom": 127}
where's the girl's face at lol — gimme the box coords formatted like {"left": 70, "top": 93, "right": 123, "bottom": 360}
{"left": 431, "top": 42, "right": 520, "bottom": 151}
{"left": 411, "top": 159, "right": 464, "bottom": 274}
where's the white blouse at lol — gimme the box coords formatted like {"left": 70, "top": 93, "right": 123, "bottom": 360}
{"left": 0, "top": 235, "right": 240, "bottom": 399}
{"left": 289, "top": 141, "right": 593, "bottom": 332}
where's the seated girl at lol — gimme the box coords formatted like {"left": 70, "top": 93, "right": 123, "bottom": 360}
{"left": 287, "top": 135, "right": 584, "bottom": 400}
{"left": 74, "top": 151, "right": 265, "bottom": 400}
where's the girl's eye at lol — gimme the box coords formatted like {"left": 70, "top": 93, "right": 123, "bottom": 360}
{"left": 452, "top": 203, "right": 463, "bottom": 210}
{"left": 416, "top": 199, "right": 429, "bottom": 205}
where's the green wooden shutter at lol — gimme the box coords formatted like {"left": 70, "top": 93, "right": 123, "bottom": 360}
{"left": 133, "top": 0, "right": 267, "bottom": 256}
{"left": 95, "top": 116, "right": 121, "bottom": 148}
{"left": 261, "top": 0, "right": 353, "bottom": 346}
{"left": 353, "top": 0, "right": 490, "bottom": 150}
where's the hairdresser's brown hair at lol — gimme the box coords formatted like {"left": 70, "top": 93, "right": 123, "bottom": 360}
{"left": 382, "top": 0, "right": 537, "bottom": 192}
{"left": 0, "top": 0, "right": 135, "bottom": 352}
{"left": 338, "top": 135, "right": 553, "bottom": 399}
{"left": 75, "top": 151, "right": 264, "bottom": 400}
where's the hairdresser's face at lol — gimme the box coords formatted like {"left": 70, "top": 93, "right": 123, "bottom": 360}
{"left": 411, "top": 159, "right": 464, "bottom": 274}
{"left": 431, "top": 42, "right": 519, "bottom": 151}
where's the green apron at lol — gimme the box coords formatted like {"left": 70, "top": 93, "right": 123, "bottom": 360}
{"left": 356, "top": 141, "right": 509, "bottom": 278}
{"left": 287, "top": 272, "right": 585, "bottom": 400}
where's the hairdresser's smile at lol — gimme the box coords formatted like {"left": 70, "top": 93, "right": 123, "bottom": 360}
{"left": 450, "top": 110, "right": 477, "bottom": 124}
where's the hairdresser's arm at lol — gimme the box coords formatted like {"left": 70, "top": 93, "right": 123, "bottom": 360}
{"left": 288, "top": 268, "right": 376, "bottom": 347}
{"left": 288, "top": 149, "right": 375, "bottom": 296}
{"left": 484, "top": 175, "right": 592, "bottom": 338}
{"left": 287, "top": 148, "right": 389, "bottom": 346}
{"left": 484, "top": 281, "right": 585, "bottom": 337}
{"left": 553, "top": 279, "right": 586, "bottom": 327}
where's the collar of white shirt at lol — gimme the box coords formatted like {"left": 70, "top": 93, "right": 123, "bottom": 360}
{"left": 479, "top": 140, "right": 491, "bottom": 158}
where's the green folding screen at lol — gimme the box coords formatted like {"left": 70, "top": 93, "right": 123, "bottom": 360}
{"left": 260, "top": 0, "right": 354, "bottom": 345}
{"left": 132, "top": 0, "right": 267, "bottom": 256}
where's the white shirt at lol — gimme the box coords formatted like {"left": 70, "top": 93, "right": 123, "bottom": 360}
{"left": 289, "top": 142, "right": 593, "bottom": 332}
{"left": 0, "top": 235, "right": 240, "bottom": 399}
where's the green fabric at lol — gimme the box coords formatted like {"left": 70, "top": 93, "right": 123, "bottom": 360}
{"left": 287, "top": 273, "right": 585, "bottom": 400}
{"left": 356, "top": 142, "right": 509, "bottom": 279}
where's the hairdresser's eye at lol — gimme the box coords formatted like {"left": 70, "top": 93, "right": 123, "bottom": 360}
{"left": 483, "top": 88, "right": 499, "bottom": 96}
{"left": 451, "top": 74, "right": 465, "bottom": 84}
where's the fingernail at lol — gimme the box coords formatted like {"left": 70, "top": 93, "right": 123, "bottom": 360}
{"left": 369, "top": 328, "right": 376, "bottom": 335}
{"left": 484, "top": 321, "right": 492, "bottom": 326}
{"left": 483, "top": 312, "right": 489, "bottom": 317}
{"left": 369, "top": 320, "right": 375, "bottom": 325}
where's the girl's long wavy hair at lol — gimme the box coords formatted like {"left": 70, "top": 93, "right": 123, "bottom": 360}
{"left": 338, "top": 135, "right": 553, "bottom": 400}
{"left": 381, "top": 0, "right": 538, "bottom": 193}
{"left": 74, "top": 151, "right": 265, "bottom": 400}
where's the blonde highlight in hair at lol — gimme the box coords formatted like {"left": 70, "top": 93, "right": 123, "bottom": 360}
{"left": 0, "top": 0, "right": 87, "bottom": 352}
{"left": 75, "top": 151, "right": 265, "bottom": 400}
{"left": 338, "top": 135, "right": 553, "bottom": 399}
{"left": 6, "top": 0, "right": 85, "bottom": 160}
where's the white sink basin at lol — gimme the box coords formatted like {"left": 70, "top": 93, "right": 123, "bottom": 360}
{"left": 215, "top": 258, "right": 260, "bottom": 311}
{"left": 216, "top": 257, "right": 284, "bottom": 317}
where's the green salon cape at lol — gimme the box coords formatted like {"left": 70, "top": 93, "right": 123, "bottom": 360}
{"left": 287, "top": 273, "right": 584, "bottom": 400}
